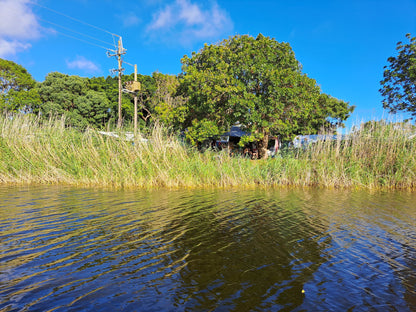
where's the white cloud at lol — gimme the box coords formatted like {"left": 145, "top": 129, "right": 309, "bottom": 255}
{"left": 0, "top": 0, "right": 40, "bottom": 39}
{"left": 66, "top": 56, "right": 100, "bottom": 73}
{"left": 0, "top": 0, "right": 41, "bottom": 56}
{"left": 119, "top": 12, "right": 141, "bottom": 28}
{"left": 150, "top": 6, "right": 174, "bottom": 29}
{"left": 147, "top": 0, "right": 233, "bottom": 44}
{"left": 177, "top": 0, "right": 204, "bottom": 26}
{"left": 0, "top": 39, "right": 31, "bottom": 58}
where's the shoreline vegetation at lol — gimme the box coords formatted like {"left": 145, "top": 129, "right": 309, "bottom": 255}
{"left": 0, "top": 115, "right": 415, "bottom": 190}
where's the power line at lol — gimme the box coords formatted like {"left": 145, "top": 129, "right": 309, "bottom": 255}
{"left": 29, "top": 1, "right": 125, "bottom": 53}
{"left": 29, "top": 1, "right": 133, "bottom": 128}
{"left": 123, "top": 61, "right": 135, "bottom": 68}
{"left": 49, "top": 28, "right": 113, "bottom": 51}
{"left": 39, "top": 18, "right": 115, "bottom": 48}
{"left": 29, "top": 1, "right": 120, "bottom": 38}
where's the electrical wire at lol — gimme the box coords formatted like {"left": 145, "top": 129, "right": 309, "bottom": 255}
{"left": 27, "top": 1, "right": 136, "bottom": 76}
{"left": 50, "top": 28, "right": 113, "bottom": 51}
{"left": 29, "top": 1, "right": 120, "bottom": 38}
{"left": 123, "top": 61, "right": 135, "bottom": 67}
{"left": 38, "top": 18, "right": 115, "bottom": 48}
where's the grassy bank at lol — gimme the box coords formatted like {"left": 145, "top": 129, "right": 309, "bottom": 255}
{"left": 0, "top": 115, "right": 415, "bottom": 189}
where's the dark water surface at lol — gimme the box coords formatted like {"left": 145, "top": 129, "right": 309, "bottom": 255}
{"left": 0, "top": 186, "right": 415, "bottom": 311}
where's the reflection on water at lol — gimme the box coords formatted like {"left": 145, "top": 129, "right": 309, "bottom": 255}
{"left": 0, "top": 186, "right": 415, "bottom": 311}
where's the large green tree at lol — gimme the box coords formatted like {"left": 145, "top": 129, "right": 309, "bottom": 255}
{"left": 380, "top": 34, "right": 416, "bottom": 119}
{"left": 179, "top": 34, "right": 353, "bottom": 158}
{"left": 37, "top": 72, "right": 110, "bottom": 128}
{"left": 0, "top": 58, "right": 40, "bottom": 113}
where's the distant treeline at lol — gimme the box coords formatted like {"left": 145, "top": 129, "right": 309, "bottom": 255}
{"left": 0, "top": 60, "right": 182, "bottom": 130}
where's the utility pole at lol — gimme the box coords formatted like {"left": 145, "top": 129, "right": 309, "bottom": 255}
{"left": 123, "top": 66, "right": 141, "bottom": 135}
{"left": 134, "top": 64, "right": 138, "bottom": 135}
{"left": 107, "top": 36, "right": 126, "bottom": 128}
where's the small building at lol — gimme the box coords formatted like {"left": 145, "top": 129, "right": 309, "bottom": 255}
{"left": 219, "top": 124, "right": 249, "bottom": 145}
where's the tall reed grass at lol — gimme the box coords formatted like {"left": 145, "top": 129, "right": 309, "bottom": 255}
{"left": 0, "top": 115, "right": 415, "bottom": 189}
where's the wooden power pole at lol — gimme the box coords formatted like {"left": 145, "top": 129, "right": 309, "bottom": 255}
{"left": 108, "top": 37, "right": 126, "bottom": 128}
{"left": 134, "top": 64, "right": 138, "bottom": 135}
{"left": 123, "top": 65, "right": 141, "bottom": 135}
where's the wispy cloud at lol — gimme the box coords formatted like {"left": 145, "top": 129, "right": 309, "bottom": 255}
{"left": 66, "top": 56, "right": 100, "bottom": 73}
{"left": 0, "top": 39, "right": 32, "bottom": 57}
{"left": 119, "top": 12, "right": 141, "bottom": 28}
{"left": 0, "top": 0, "right": 41, "bottom": 57}
{"left": 146, "top": 0, "right": 233, "bottom": 45}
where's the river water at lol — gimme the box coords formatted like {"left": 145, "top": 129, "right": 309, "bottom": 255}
{"left": 0, "top": 186, "right": 415, "bottom": 311}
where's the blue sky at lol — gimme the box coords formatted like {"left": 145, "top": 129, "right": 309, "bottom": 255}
{"left": 1, "top": 0, "right": 415, "bottom": 131}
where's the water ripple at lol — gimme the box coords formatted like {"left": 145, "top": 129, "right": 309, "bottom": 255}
{"left": 0, "top": 187, "right": 415, "bottom": 311}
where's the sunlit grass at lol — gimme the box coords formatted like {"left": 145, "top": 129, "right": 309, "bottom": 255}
{"left": 0, "top": 115, "right": 415, "bottom": 189}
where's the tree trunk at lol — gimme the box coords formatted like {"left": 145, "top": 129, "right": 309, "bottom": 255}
{"left": 257, "top": 133, "right": 269, "bottom": 159}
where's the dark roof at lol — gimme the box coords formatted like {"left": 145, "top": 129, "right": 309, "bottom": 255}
{"left": 222, "top": 125, "right": 249, "bottom": 137}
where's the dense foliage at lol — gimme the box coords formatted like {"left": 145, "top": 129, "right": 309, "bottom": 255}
{"left": 36, "top": 72, "right": 111, "bottom": 128}
{"left": 1, "top": 59, "right": 182, "bottom": 130}
{"left": 152, "top": 72, "right": 188, "bottom": 129}
{"left": 179, "top": 34, "right": 354, "bottom": 158}
{"left": 0, "top": 58, "right": 41, "bottom": 113}
{"left": 35, "top": 71, "right": 180, "bottom": 129}
{"left": 380, "top": 33, "right": 416, "bottom": 119}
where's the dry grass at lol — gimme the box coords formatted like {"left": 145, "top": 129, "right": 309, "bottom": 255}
{"left": 0, "top": 115, "right": 415, "bottom": 190}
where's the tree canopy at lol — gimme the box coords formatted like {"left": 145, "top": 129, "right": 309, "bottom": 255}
{"left": 0, "top": 60, "right": 173, "bottom": 130}
{"left": 380, "top": 33, "right": 416, "bottom": 119}
{"left": 179, "top": 34, "right": 353, "bottom": 158}
{"left": 37, "top": 72, "right": 111, "bottom": 129}
{"left": 0, "top": 58, "right": 40, "bottom": 113}
{"left": 152, "top": 72, "right": 187, "bottom": 129}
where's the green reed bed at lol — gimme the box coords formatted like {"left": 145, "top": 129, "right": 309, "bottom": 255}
{"left": 289, "top": 122, "right": 416, "bottom": 189}
{"left": 0, "top": 115, "right": 415, "bottom": 189}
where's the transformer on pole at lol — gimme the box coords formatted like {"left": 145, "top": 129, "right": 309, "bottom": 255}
{"left": 123, "top": 65, "right": 141, "bottom": 135}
